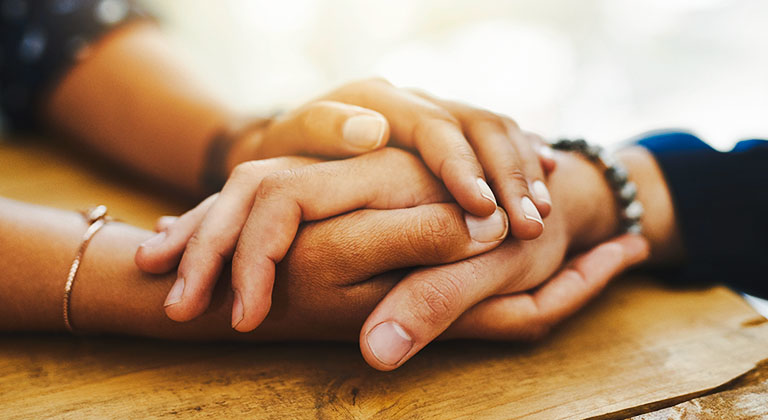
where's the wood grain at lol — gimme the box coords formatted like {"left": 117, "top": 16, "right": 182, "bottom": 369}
{"left": 1, "top": 138, "right": 767, "bottom": 419}
{"left": 630, "top": 359, "right": 768, "bottom": 420}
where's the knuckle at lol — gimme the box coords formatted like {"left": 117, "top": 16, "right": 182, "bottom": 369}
{"left": 412, "top": 112, "right": 461, "bottom": 143}
{"left": 410, "top": 274, "right": 465, "bottom": 327}
{"left": 361, "top": 76, "right": 392, "bottom": 87}
{"left": 409, "top": 207, "right": 462, "bottom": 261}
{"left": 185, "top": 230, "right": 205, "bottom": 251}
{"left": 231, "top": 161, "right": 261, "bottom": 181}
{"left": 432, "top": 110, "right": 462, "bottom": 128}
{"left": 284, "top": 222, "right": 347, "bottom": 287}
{"left": 561, "top": 267, "right": 589, "bottom": 288}
{"left": 299, "top": 100, "right": 340, "bottom": 132}
{"left": 467, "top": 109, "right": 506, "bottom": 130}
{"left": 255, "top": 169, "right": 297, "bottom": 200}
{"left": 502, "top": 116, "right": 520, "bottom": 131}
{"left": 184, "top": 231, "right": 225, "bottom": 269}
{"left": 299, "top": 102, "right": 324, "bottom": 132}
{"left": 338, "top": 77, "right": 392, "bottom": 98}
{"left": 491, "top": 166, "right": 529, "bottom": 194}
{"left": 372, "top": 147, "right": 434, "bottom": 180}
{"left": 372, "top": 148, "right": 446, "bottom": 204}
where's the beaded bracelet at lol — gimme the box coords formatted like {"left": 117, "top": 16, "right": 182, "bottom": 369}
{"left": 551, "top": 138, "right": 643, "bottom": 234}
{"left": 63, "top": 205, "right": 111, "bottom": 333}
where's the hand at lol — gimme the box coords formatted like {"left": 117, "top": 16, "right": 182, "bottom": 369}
{"left": 139, "top": 81, "right": 558, "bottom": 330}
{"left": 229, "top": 78, "right": 555, "bottom": 236}
{"left": 355, "top": 149, "right": 652, "bottom": 370}
{"left": 137, "top": 148, "right": 652, "bottom": 371}
{"left": 447, "top": 234, "right": 649, "bottom": 341}
{"left": 136, "top": 148, "right": 510, "bottom": 330}
{"left": 143, "top": 182, "right": 646, "bottom": 353}
{"left": 73, "top": 198, "right": 642, "bottom": 347}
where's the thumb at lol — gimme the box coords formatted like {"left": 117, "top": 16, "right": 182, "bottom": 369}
{"left": 447, "top": 234, "right": 650, "bottom": 341}
{"left": 258, "top": 100, "right": 390, "bottom": 158}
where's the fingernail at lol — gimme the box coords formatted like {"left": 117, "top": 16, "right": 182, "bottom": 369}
{"left": 164, "top": 277, "right": 185, "bottom": 307}
{"left": 465, "top": 207, "right": 508, "bottom": 242}
{"left": 476, "top": 178, "right": 497, "bottom": 205}
{"left": 231, "top": 289, "right": 244, "bottom": 329}
{"left": 343, "top": 115, "right": 387, "bottom": 149}
{"left": 531, "top": 180, "right": 552, "bottom": 205}
{"left": 140, "top": 231, "right": 166, "bottom": 250}
{"left": 366, "top": 321, "right": 413, "bottom": 366}
{"left": 521, "top": 196, "right": 543, "bottom": 226}
{"left": 538, "top": 144, "right": 554, "bottom": 160}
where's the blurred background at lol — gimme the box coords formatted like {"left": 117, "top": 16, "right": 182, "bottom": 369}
{"left": 144, "top": 0, "right": 767, "bottom": 150}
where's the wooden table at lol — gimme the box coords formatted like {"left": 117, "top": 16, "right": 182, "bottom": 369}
{"left": 1, "top": 138, "right": 767, "bottom": 419}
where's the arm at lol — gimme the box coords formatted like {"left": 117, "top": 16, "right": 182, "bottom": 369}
{"left": 357, "top": 145, "right": 684, "bottom": 369}
{"left": 0, "top": 145, "right": 510, "bottom": 337}
{"left": 20, "top": 7, "right": 555, "bottom": 226}
{"left": 0, "top": 145, "right": 674, "bottom": 336}
{"left": 0, "top": 145, "right": 678, "bottom": 365}
{"left": 42, "top": 22, "right": 236, "bottom": 194}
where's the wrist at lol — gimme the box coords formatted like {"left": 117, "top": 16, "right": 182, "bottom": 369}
{"left": 200, "top": 118, "right": 272, "bottom": 195}
{"left": 550, "top": 151, "right": 620, "bottom": 251}
{"left": 550, "top": 145, "right": 682, "bottom": 265}
{"left": 614, "top": 147, "right": 683, "bottom": 265}
{"left": 224, "top": 123, "right": 266, "bottom": 174}
{"left": 74, "top": 223, "right": 246, "bottom": 340}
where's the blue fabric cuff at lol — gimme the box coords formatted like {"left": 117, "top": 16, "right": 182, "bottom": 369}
{"left": 636, "top": 131, "right": 768, "bottom": 297}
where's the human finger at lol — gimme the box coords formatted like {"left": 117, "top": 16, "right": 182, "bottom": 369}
{"left": 229, "top": 148, "right": 504, "bottom": 332}
{"left": 357, "top": 215, "right": 573, "bottom": 370}
{"left": 465, "top": 114, "right": 546, "bottom": 238}
{"left": 161, "top": 156, "right": 319, "bottom": 322}
{"left": 285, "top": 203, "right": 508, "bottom": 287}
{"left": 325, "top": 78, "right": 497, "bottom": 217}
{"left": 505, "top": 121, "right": 552, "bottom": 217}
{"left": 135, "top": 194, "right": 216, "bottom": 274}
{"left": 522, "top": 131, "right": 556, "bottom": 175}
{"left": 154, "top": 216, "right": 178, "bottom": 233}
{"left": 357, "top": 247, "right": 513, "bottom": 370}
{"left": 257, "top": 100, "right": 390, "bottom": 158}
{"left": 411, "top": 92, "right": 551, "bottom": 236}
{"left": 449, "top": 234, "right": 650, "bottom": 341}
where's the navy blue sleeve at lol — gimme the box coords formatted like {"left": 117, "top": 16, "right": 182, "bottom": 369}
{"left": 1, "top": 0, "right": 148, "bottom": 132}
{"left": 636, "top": 131, "right": 768, "bottom": 298}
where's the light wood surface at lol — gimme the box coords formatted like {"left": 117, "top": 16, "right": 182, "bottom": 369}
{"left": 1, "top": 138, "right": 767, "bottom": 419}
{"left": 630, "top": 359, "right": 768, "bottom": 420}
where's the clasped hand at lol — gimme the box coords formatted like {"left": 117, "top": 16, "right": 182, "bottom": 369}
{"left": 135, "top": 78, "right": 648, "bottom": 370}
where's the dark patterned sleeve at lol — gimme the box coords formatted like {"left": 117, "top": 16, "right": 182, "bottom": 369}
{"left": 1, "top": 0, "right": 150, "bottom": 132}
{"left": 636, "top": 131, "right": 768, "bottom": 298}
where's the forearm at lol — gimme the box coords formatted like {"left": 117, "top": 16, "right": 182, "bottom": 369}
{"left": 41, "top": 23, "right": 237, "bottom": 195}
{"left": 0, "top": 198, "right": 85, "bottom": 330}
{"left": 0, "top": 197, "right": 383, "bottom": 340}
{"left": 0, "top": 198, "right": 229, "bottom": 337}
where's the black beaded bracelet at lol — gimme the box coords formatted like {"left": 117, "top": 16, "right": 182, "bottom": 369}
{"left": 551, "top": 138, "right": 643, "bottom": 235}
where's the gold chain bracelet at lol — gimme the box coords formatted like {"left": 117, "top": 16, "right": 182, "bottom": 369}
{"left": 63, "top": 205, "right": 110, "bottom": 333}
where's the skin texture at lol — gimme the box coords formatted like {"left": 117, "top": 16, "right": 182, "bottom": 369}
{"left": 5, "top": 19, "right": 683, "bottom": 370}
{"left": 0, "top": 148, "right": 666, "bottom": 345}
{"left": 44, "top": 23, "right": 554, "bottom": 225}
{"left": 134, "top": 147, "right": 672, "bottom": 369}
{"left": 139, "top": 149, "right": 516, "bottom": 329}
{"left": 41, "top": 22, "right": 559, "bottom": 335}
